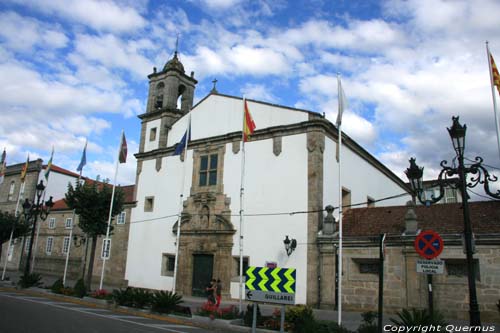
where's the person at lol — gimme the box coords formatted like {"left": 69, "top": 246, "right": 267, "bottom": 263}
{"left": 215, "top": 279, "right": 222, "bottom": 308}
{"left": 205, "top": 278, "right": 216, "bottom": 304}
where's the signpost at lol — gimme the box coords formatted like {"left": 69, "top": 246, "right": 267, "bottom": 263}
{"left": 245, "top": 266, "right": 296, "bottom": 333}
{"left": 414, "top": 230, "right": 444, "bottom": 315}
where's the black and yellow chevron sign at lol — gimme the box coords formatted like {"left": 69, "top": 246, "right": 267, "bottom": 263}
{"left": 245, "top": 266, "right": 296, "bottom": 294}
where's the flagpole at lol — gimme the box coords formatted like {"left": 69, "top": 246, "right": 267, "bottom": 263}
{"left": 99, "top": 132, "right": 123, "bottom": 290}
{"left": 63, "top": 140, "right": 87, "bottom": 286}
{"left": 486, "top": 41, "right": 500, "bottom": 161}
{"left": 336, "top": 74, "right": 343, "bottom": 325}
{"left": 173, "top": 114, "right": 191, "bottom": 293}
{"left": 238, "top": 97, "right": 247, "bottom": 313}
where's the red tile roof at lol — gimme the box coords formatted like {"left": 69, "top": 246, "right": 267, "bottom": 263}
{"left": 343, "top": 201, "right": 500, "bottom": 236}
{"left": 43, "top": 164, "right": 81, "bottom": 178}
{"left": 51, "top": 184, "right": 135, "bottom": 211}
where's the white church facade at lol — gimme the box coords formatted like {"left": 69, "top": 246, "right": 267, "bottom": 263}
{"left": 125, "top": 52, "right": 411, "bottom": 305}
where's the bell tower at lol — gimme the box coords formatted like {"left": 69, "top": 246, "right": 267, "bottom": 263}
{"left": 138, "top": 49, "right": 197, "bottom": 153}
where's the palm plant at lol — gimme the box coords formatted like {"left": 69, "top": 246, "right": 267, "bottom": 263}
{"left": 390, "top": 308, "right": 447, "bottom": 327}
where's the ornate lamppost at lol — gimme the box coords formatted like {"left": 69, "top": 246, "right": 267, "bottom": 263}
{"left": 22, "top": 180, "right": 53, "bottom": 276}
{"left": 405, "top": 116, "right": 500, "bottom": 326}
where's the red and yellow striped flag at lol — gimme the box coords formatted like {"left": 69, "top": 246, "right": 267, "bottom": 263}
{"left": 243, "top": 99, "right": 256, "bottom": 142}
{"left": 20, "top": 155, "right": 29, "bottom": 182}
{"left": 491, "top": 52, "right": 500, "bottom": 95}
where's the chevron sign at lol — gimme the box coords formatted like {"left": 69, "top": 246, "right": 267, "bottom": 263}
{"left": 245, "top": 266, "right": 296, "bottom": 304}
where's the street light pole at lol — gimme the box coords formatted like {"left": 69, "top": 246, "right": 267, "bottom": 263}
{"left": 22, "top": 180, "right": 53, "bottom": 276}
{"left": 405, "top": 116, "right": 500, "bottom": 327}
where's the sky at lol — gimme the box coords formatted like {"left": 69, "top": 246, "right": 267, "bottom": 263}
{"left": 1, "top": 0, "right": 500, "bottom": 199}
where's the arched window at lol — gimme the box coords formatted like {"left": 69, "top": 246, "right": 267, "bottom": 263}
{"left": 155, "top": 82, "right": 165, "bottom": 109}
{"left": 177, "top": 85, "right": 186, "bottom": 109}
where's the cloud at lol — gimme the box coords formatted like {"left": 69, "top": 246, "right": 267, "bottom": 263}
{"left": 7, "top": 0, "right": 146, "bottom": 33}
{"left": 241, "top": 83, "right": 279, "bottom": 104}
{"left": 0, "top": 11, "right": 69, "bottom": 52}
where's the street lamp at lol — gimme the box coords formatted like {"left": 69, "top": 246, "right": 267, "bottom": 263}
{"left": 283, "top": 236, "right": 297, "bottom": 256}
{"left": 405, "top": 116, "right": 500, "bottom": 326}
{"left": 22, "top": 180, "right": 54, "bottom": 276}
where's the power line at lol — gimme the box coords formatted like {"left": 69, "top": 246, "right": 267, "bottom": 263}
{"left": 126, "top": 191, "right": 410, "bottom": 225}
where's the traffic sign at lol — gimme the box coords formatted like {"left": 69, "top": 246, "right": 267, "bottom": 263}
{"left": 245, "top": 266, "right": 296, "bottom": 305}
{"left": 416, "top": 259, "right": 444, "bottom": 274}
{"left": 415, "top": 230, "right": 444, "bottom": 259}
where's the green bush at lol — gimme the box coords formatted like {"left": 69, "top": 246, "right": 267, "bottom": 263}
{"left": 316, "top": 320, "right": 353, "bottom": 333}
{"left": 112, "top": 287, "right": 135, "bottom": 307}
{"left": 51, "top": 278, "right": 64, "bottom": 294}
{"left": 390, "top": 308, "right": 447, "bottom": 327}
{"left": 151, "top": 290, "right": 182, "bottom": 314}
{"left": 131, "top": 288, "right": 152, "bottom": 308}
{"left": 18, "top": 273, "right": 43, "bottom": 288}
{"left": 73, "top": 278, "right": 87, "bottom": 298}
{"left": 286, "top": 305, "right": 316, "bottom": 333}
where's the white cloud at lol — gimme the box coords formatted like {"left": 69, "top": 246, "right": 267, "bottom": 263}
{"left": 241, "top": 83, "right": 279, "bottom": 104}
{"left": 7, "top": 0, "right": 146, "bottom": 33}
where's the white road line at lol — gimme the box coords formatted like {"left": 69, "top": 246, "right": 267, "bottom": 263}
{"left": 148, "top": 324, "right": 201, "bottom": 330}
{"left": 107, "top": 314, "right": 150, "bottom": 319}
{"left": 0, "top": 293, "right": 196, "bottom": 333}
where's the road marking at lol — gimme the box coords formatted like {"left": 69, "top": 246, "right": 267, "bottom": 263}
{"left": 148, "top": 324, "right": 201, "bottom": 330}
{"left": 0, "top": 293, "right": 198, "bottom": 333}
{"left": 108, "top": 314, "right": 151, "bottom": 319}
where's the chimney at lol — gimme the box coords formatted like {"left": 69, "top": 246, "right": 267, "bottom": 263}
{"left": 404, "top": 201, "right": 418, "bottom": 235}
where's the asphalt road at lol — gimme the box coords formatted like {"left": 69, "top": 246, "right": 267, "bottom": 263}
{"left": 0, "top": 291, "right": 229, "bottom": 333}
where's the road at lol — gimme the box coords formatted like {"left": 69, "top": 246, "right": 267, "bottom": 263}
{"left": 0, "top": 290, "right": 233, "bottom": 333}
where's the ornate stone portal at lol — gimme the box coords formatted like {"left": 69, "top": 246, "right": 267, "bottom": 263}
{"left": 172, "top": 191, "right": 235, "bottom": 298}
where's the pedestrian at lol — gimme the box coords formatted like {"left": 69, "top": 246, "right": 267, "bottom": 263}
{"left": 215, "top": 279, "right": 222, "bottom": 308}
{"left": 205, "top": 278, "right": 216, "bottom": 305}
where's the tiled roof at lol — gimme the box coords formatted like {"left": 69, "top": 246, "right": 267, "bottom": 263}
{"left": 343, "top": 201, "right": 500, "bottom": 236}
{"left": 43, "top": 164, "right": 81, "bottom": 178}
{"left": 51, "top": 184, "right": 135, "bottom": 211}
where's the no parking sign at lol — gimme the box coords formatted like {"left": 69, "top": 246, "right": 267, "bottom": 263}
{"left": 414, "top": 230, "right": 444, "bottom": 260}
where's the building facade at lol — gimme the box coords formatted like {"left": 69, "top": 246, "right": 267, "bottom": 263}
{"left": 125, "top": 52, "right": 411, "bottom": 305}
{"left": 317, "top": 201, "right": 500, "bottom": 323}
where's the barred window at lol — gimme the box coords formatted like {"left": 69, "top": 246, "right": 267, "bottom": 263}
{"left": 46, "top": 237, "right": 54, "bottom": 255}
{"left": 101, "top": 239, "right": 111, "bottom": 259}
{"left": 62, "top": 237, "right": 70, "bottom": 254}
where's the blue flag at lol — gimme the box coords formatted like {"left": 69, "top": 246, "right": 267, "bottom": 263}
{"left": 174, "top": 122, "right": 191, "bottom": 156}
{"left": 77, "top": 141, "right": 87, "bottom": 172}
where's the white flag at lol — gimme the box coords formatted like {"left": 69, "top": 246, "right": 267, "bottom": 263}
{"left": 336, "top": 77, "right": 348, "bottom": 162}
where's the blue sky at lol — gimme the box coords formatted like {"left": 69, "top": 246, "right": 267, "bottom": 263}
{"left": 1, "top": 0, "right": 500, "bottom": 193}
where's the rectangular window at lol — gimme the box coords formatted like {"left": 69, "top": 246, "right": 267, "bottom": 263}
{"left": 446, "top": 259, "right": 480, "bottom": 281}
{"left": 62, "top": 237, "right": 70, "bottom": 254}
{"left": 117, "top": 211, "right": 126, "bottom": 225}
{"left": 65, "top": 218, "right": 73, "bottom": 229}
{"left": 46, "top": 237, "right": 54, "bottom": 255}
{"left": 444, "top": 188, "right": 457, "bottom": 203}
{"left": 199, "top": 154, "right": 218, "bottom": 186}
{"left": 342, "top": 188, "right": 351, "bottom": 211}
{"left": 144, "top": 196, "right": 154, "bottom": 212}
{"left": 149, "top": 127, "right": 157, "bottom": 141}
{"left": 48, "top": 217, "right": 56, "bottom": 229}
{"left": 233, "top": 256, "right": 249, "bottom": 278}
{"left": 8, "top": 182, "right": 15, "bottom": 201}
{"left": 101, "top": 239, "right": 111, "bottom": 259}
{"left": 354, "top": 258, "right": 380, "bottom": 274}
{"left": 161, "top": 254, "right": 176, "bottom": 276}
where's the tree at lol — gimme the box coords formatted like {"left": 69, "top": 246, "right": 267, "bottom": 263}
{"left": 0, "top": 211, "right": 29, "bottom": 261}
{"left": 65, "top": 178, "right": 124, "bottom": 290}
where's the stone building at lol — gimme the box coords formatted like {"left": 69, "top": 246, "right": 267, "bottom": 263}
{"left": 125, "top": 51, "right": 411, "bottom": 304}
{"left": 31, "top": 183, "right": 135, "bottom": 287}
{"left": 0, "top": 162, "right": 81, "bottom": 272}
{"left": 317, "top": 201, "right": 500, "bottom": 323}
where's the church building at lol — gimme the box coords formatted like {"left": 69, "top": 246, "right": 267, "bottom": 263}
{"left": 125, "top": 51, "right": 411, "bottom": 305}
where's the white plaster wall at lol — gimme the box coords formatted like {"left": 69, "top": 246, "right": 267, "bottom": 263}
{"left": 224, "top": 134, "right": 309, "bottom": 304}
{"left": 144, "top": 119, "right": 161, "bottom": 152}
{"left": 125, "top": 152, "right": 193, "bottom": 290}
{"left": 167, "top": 95, "right": 309, "bottom": 146}
{"left": 323, "top": 137, "right": 410, "bottom": 215}
{"left": 39, "top": 172, "right": 78, "bottom": 202}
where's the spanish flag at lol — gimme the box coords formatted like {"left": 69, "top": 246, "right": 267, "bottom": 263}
{"left": 20, "top": 155, "right": 29, "bottom": 182}
{"left": 243, "top": 99, "right": 256, "bottom": 142}
{"left": 490, "top": 52, "right": 500, "bottom": 95}
{"left": 44, "top": 147, "right": 54, "bottom": 180}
